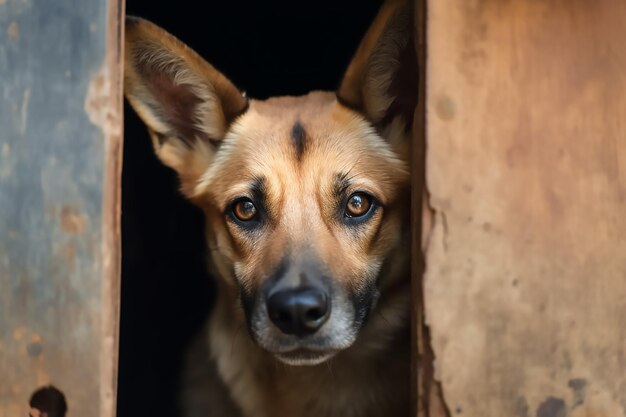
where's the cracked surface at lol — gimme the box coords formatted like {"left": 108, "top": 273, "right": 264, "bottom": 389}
{"left": 423, "top": 1, "right": 626, "bottom": 416}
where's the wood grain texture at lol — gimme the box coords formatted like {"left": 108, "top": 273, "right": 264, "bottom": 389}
{"left": 0, "top": 0, "right": 123, "bottom": 416}
{"left": 424, "top": 1, "right": 626, "bottom": 416}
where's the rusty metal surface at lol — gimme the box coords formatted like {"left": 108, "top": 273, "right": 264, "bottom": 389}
{"left": 0, "top": 0, "right": 123, "bottom": 416}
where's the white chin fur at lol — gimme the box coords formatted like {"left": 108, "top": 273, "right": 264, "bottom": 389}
{"left": 274, "top": 351, "right": 337, "bottom": 366}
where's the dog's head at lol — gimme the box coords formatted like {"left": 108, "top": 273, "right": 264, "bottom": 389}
{"left": 125, "top": 0, "right": 416, "bottom": 366}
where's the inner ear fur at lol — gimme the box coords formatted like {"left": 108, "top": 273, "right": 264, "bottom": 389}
{"left": 337, "top": 0, "right": 417, "bottom": 134}
{"left": 124, "top": 16, "right": 248, "bottom": 196}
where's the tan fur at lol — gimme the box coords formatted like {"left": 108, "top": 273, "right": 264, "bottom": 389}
{"left": 338, "top": 0, "right": 411, "bottom": 124}
{"left": 205, "top": 278, "right": 411, "bottom": 417}
{"left": 124, "top": 16, "right": 248, "bottom": 197}
{"left": 125, "top": 1, "right": 415, "bottom": 416}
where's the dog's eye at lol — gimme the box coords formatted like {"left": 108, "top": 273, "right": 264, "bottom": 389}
{"left": 232, "top": 198, "right": 257, "bottom": 222}
{"left": 345, "top": 193, "right": 372, "bottom": 218}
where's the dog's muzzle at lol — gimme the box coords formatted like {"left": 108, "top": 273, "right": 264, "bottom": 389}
{"left": 241, "top": 257, "right": 377, "bottom": 365}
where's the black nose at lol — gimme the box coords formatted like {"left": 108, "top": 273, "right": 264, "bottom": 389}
{"left": 267, "top": 287, "right": 330, "bottom": 337}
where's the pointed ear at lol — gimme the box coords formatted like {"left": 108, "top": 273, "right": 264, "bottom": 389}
{"left": 337, "top": 0, "right": 417, "bottom": 142}
{"left": 124, "top": 16, "right": 248, "bottom": 197}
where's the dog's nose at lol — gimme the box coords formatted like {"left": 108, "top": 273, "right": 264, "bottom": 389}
{"left": 267, "top": 287, "right": 330, "bottom": 337}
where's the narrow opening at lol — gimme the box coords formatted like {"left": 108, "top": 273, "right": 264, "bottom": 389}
{"left": 119, "top": 2, "right": 382, "bottom": 417}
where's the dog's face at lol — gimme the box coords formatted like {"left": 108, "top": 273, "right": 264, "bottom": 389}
{"left": 124, "top": 1, "right": 415, "bottom": 366}
{"left": 199, "top": 94, "right": 410, "bottom": 365}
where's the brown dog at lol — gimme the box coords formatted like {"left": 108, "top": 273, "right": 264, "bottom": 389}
{"left": 124, "top": 1, "right": 416, "bottom": 415}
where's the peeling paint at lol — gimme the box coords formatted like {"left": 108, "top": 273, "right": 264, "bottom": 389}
{"left": 60, "top": 205, "right": 86, "bottom": 234}
{"left": 20, "top": 88, "right": 30, "bottom": 134}
{"left": 435, "top": 95, "right": 456, "bottom": 121}
{"left": 27, "top": 341, "right": 43, "bottom": 357}
{"left": 568, "top": 378, "right": 587, "bottom": 407}
{"left": 85, "top": 66, "right": 122, "bottom": 140}
{"left": 421, "top": 204, "right": 453, "bottom": 417}
{"left": 13, "top": 327, "right": 26, "bottom": 341}
{"left": 7, "top": 21, "right": 19, "bottom": 40}
{"left": 61, "top": 242, "right": 76, "bottom": 266}
{"left": 516, "top": 396, "right": 529, "bottom": 417}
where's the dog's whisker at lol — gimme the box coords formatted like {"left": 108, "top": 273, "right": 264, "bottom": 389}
{"left": 375, "top": 310, "right": 393, "bottom": 330}
{"left": 325, "top": 360, "right": 336, "bottom": 381}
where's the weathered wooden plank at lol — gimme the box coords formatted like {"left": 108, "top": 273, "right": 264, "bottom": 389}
{"left": 0, "top": 0, "right": 123, "bottom": 415}
{"left": 425, "top": 1, "right": 626, "bottom": 416}
{"left": 410, "top": 0, "right": 449, "bottom": 416}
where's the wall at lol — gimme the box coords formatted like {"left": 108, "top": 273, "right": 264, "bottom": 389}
{"left": 422, "top": 1, "right": 626, "bottom": 416}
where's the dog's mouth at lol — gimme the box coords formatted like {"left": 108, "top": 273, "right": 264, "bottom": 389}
{"left": 274, "top": 348, "right": 339, "bottom": 366}
{"left": 246, "top": 285, "right": 378, "bottom": 366}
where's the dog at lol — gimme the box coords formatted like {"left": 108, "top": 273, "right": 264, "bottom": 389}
{"left": 124, "top": 0, "right": 416, "bottom": 415}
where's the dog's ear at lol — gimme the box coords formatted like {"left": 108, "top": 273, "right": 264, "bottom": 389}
{"left": 124, "top": 17, "right": 248, "bottom": 197}
{"left": 338, "top": 0, "right": 417, "bottom": 143}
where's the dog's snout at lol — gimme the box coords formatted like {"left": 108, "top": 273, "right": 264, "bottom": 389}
{"left": 267, "top": 287, "right": 330, "bottom": 337}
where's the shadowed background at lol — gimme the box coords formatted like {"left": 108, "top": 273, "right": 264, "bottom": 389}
{"left": 119, "top": 1, "right": 381, "bottom": 416}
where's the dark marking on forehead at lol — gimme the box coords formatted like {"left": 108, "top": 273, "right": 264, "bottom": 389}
{"left": 291, "top": 122, "right": 306, "bottom": 160}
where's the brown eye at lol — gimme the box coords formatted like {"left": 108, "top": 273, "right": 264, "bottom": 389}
{"left": 345, "top": 193, "right": 372, "bottom": 218}
{"left": 233, "top": 199, "right": 257, "bottom": 221}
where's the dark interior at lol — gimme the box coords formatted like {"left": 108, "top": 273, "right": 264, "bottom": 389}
{"left": 119, "top": 1, "right": 382, "bottom": 416}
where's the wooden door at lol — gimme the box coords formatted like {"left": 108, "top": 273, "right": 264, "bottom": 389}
{"left": 419, "top": 1, "right": 626, "bottom": 416}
